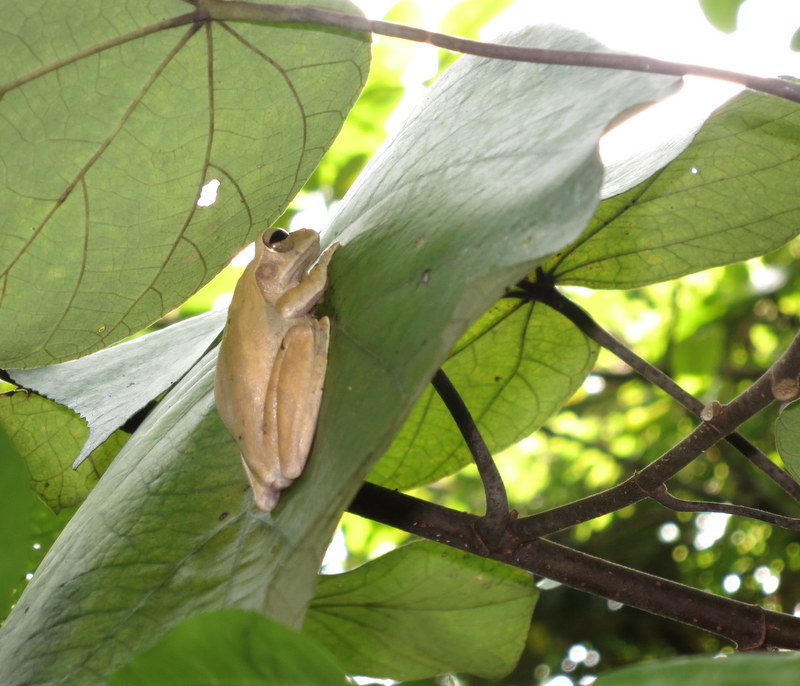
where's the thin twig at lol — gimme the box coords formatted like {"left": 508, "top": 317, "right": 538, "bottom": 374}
{"left": 516, "top": 276, "right": 800, "bottom": 502}
{"left": 431, "top": 369, "right": 509, "bottom": 544}
{"left": 185, "top": 0, "right": 800, "bottom": 104}
{"left": 511, "top": 328, "right": 800, "bottom": 539}
{"left": 647, "top": 485, "right": 800, "bottom": 531}
{"left": 349, "top": 482, "right": 800, "bottom": 650}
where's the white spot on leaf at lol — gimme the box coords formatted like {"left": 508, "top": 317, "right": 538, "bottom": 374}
{"left": 197, "top": 179, "right": 220, "bottom": 207}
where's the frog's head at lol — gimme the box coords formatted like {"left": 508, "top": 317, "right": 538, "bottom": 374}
{"left": 253, "top": 228, "right": 321, "bottom": 300}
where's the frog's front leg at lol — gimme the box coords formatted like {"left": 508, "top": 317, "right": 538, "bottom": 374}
{"left": 277, "top": 242, "right": 339, "bottom": 318}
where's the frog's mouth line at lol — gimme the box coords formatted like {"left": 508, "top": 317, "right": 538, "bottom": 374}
{"left": 282, "top": 246, "right": 318, "bottom": 284}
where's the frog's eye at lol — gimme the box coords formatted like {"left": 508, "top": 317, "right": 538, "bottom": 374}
{"left": 265, "top": 229, "right": 293, "bottom": 252}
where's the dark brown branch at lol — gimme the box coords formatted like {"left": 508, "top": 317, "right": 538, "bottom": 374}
{"left": 649, "top": 485, "right": 800, "bottom": 531}
{"left": 349, "top": 482, "right": 800, "bottom": 650}
{"left": 431, "top": 369, "right": 509, "bottom": 543}
{"left": 511, "top": 328, "right": 800, "bottom": 539}
{"left": 184, "top": 0, "right": 800, "bottom": 104}
{"left": 517, "top": 277, "right": 800, "bottom": 502}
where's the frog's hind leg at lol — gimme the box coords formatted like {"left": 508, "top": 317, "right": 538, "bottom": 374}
{"left": 263, "top": 317, "right": 330, "bottom": 487}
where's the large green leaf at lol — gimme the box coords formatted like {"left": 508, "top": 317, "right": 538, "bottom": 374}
{"left": 596, "top": 653, "right": 800, "bottom": 686}
{"left": 371, "top": 300, "right": 598, "bottom": 489}
{"left": 0, "top": 24, "right": 675, "bottom": 685}
{"left": 305, "top": 540, "right": 537, "bottom": 680}
{"left": 0, "top": 0, "right": 369, "bottom": 368}
{"left": 109, "top": 609, "right": 345, "bottom": 686}
{"left": 545, "top": 90, "right": 800, "bottom": 288}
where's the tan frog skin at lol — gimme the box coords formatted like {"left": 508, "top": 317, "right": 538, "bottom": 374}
{"left": 214, "top": 228, "right": 338, "bottom": 511}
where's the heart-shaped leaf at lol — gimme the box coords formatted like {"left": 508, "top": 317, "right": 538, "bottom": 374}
{"left": 0, "top": 0, "right": 369, "bottom": 368}
{"left": 305, "top": 540, "right": 537, "bottom": 680}
{"left": 545, "top": 89, "right": 800, "bottom": 288}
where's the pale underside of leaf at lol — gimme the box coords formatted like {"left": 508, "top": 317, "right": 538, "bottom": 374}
{"left": 8, "top": 308, "right": 226, "bottom": 467}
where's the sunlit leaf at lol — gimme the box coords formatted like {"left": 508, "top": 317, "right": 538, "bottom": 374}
{"left": 0, "top": 390, "right": 122, "bottom": 511}
{"left": 109, "top": 609, "right": 345, "bottom": 686}
{"left": 305, "top": 540, "right": 537, "bottom": 680}
{"left": 698, "top": 0, "right": 747, "bottom": 33}
{"left": 0, "top": 0, "right": 369, "bottom": 368}
{"left": 545, "top": 90, "right": 800, "bottom": 288}
{"left": 371, "top": 300, "right": 598, "bottom": 489}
